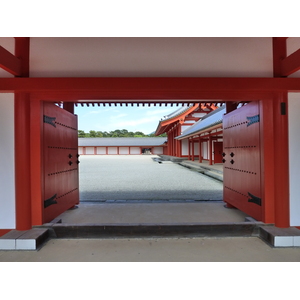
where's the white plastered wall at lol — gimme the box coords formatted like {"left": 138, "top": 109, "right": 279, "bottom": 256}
{"left": 288, "top": 93, "right": 300, "bottom": 226}
{"left": 153, "top": 147, "right": 163, "bottom": 155}
{"left": 78, "top": 146, "right": 84, "bottom": 155}
{"left": 194, "top": 142, "right": 199, "bottom": 156}
{"left": 97, "top": 147, "right": 106, "bottom": 154}
{"left": 108, "top": 147, "right": 118, "bottom": 154}
{"left": 0, "top": 94, "right": 16, "bottom": 229}
{"left": 29, "top": 38, "right": 274, "bottom": 77}
{"left": 130, "top": 147, "right": 140, "bottom": 154}
{"left": 202, "top": 142, "right": 208, "bottom": 160}
{"left": 119, "top": 147, "right": 129, "bottom": 154}
{"left": 181, "top": 139, "right": 189, "bottom": 156}
{"left": 85, "top": 147, "right": 94, "bottom": 155}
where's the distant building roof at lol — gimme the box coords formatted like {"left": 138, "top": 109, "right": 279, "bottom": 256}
{"left": 176, "top": 105, "right": 226, "bottom": 139}
{"left": 78, "top": 137, "right": 167, "bottom": 147}
{"left": 160, "top": 105, "right": 193, "bottom": 121}
{"left": 155, "top": 104, "right": 199, "bottom": 135}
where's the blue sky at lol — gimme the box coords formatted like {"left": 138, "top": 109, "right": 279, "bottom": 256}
{"left": 74, "top": 105, "right": 177, "bottom": 135}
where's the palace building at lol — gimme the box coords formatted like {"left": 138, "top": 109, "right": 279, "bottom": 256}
{"left": 78, "top": 137, "right": 167, "bottom": 155}
{"left": 155, "top": 104, "right": 225, "bottom": 165}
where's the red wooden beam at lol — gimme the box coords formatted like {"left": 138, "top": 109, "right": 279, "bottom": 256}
{"left": 273, "top": 37, "right": 287, "bottom": 77}
{"left": 15, "top": 38, "right": 30, "bottom": 77}
{"left": 1, "top": 77, "right": 300, "bottom": 101}
{"left": 281, "top": 48, "right": 300, "bottom": 77}
{"left": 0, "top": 45, "right": 22, "bottom": 76}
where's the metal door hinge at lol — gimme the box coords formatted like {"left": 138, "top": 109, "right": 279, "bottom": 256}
{"left": 248, "top": 192, "right": 261, "bottom": 206}
{"left": 247, "top": 114, "right": 260, "bottom": 127}
{"left": 44, "top": 194, "right": 57, "bottom": 208}
{"left": 43, "top": 115, "right": 56, "bottom": 127}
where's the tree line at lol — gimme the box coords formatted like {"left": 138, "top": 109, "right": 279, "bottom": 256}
{"left": 78, "top": 129, "right": 166, "bottom": 138}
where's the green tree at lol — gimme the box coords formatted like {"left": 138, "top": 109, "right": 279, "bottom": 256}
{"left": 134, "top": 131, "right": 145, "bottom": 137}
{"left": 120, "top": 129, "right": 129, "bottom": 137}
{"left": 78, "top": 130, "right": 86, "bottom": 137}
{"left": 89, "top": 130, "right": 97, "bottom": 137}
{"left": 96, "top": 131, "right": 103, "bottom": 137}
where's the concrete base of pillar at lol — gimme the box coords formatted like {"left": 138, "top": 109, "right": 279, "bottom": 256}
{"left": 0, "top": 228, "right": 49, "bottom": 250}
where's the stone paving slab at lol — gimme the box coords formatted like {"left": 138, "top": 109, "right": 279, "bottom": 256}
{"left": 1, "top": 237, "right": 300, "bottom": 262}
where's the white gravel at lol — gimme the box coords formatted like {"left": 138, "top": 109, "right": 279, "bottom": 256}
{"left": 79, "top": 155, "right": 223, "bottom": 201}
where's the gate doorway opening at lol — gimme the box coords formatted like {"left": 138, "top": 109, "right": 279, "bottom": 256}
{"left": 45, "top": 101, "right": 262, "bottom": 225}
{"left": 38, "top": 96, "right": 272, "bottom": 227}
{"left": 73, "top": 103, "right": 224, "bottom": 203}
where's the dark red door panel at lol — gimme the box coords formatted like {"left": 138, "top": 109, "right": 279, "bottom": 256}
{"left": 43, "top": 103, "right": 79, "bottom": 223}
{"left": 223, "top": 102, "right": 262, "bottom": 221}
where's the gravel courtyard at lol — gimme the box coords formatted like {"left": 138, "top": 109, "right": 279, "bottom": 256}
{"left": 79, "top": 155, "right": 223, "bottom": 202}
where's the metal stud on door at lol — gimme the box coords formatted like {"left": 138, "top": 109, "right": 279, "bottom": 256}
{"left": 43, "top": 102, "right": 79, "bottom": 223}
{"left": 223, "top": 102, "right": 262, "bottom": 221}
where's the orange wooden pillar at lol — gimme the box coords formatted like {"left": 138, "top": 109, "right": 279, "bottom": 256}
{"left": 260, "top": 95, "right": 290, "bottom": 227}
{"left": 176, "top": 124, "right": 181, "bottom": 157}
{"left": 15, "top": 93, "right": 32, "bottom": 230}
{"left": 172, "top": 128, "right": 175, "bottom": 156}
{"left": 209, "top": 134, "right": 213, "bottom": 165}
{"left": 14, "top": 37, "right": 32, "bottom": 230}
{"left": 273, "top": 93, "right": 290, "bottom": 227}
{"left": 260, "top": 98, "right": 275, "bottom": 225}
{"left": 199, "top": 136, "right": 202, "bottom": 163}
{"left": 191, "top": 139, "right": 195, "bottom": 161}
{"left": 30, "top": 96, "right": 44, "bottom": 226}
{"left": 167, "top": 131, "right": 171, "bottom": 156}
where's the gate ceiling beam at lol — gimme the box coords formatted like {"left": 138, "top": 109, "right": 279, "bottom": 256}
{"left": 1, "top": 77, "right": 300, "bottom": 101}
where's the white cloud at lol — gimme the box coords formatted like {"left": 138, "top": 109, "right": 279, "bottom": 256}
{"left": 145, "top": 108, "right": 175, "bottom": 116}
{"left": 110, "top": 113, "right": 128, "bottom": 120}
{"left": 111, "top": 116, "right": 159, "bottom": 128}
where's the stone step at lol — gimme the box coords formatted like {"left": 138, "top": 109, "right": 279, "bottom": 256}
{"left": 39, "top": 222, "right": 260, "bottom": 239}
{"left": 0, "top": 228, "right": 49, "bottom": 250}
{"left": 259, "top": 226, "right": 300, "bottom": 247}
{"left": 178, "top": 161, "right": 223, "bottom": 182}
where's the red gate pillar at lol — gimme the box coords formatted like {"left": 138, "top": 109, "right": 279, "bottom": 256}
{"left": 15, "top": 93, "right": 32, "bottom": 230}
{"left": 260, "top": 99, "right": 275, "bottom": 224}
{"left": 273, "top": 93, "right": 290, "bottom": 227}
{"left": 30, "top": 96, "right": 44, "bottom": 226}
{"left": 14, "top": 38, "right": 32, "bottom": 230}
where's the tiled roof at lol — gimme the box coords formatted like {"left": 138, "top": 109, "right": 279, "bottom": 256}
{"left": 78, "top": 137, "right": 167, "bottom": 147}
{"left": 160, "top": 104, "right": 192, "bottom": 121}
{"left": 155, "top": 104, "right": 198, "bottom": 135}
{"left": 176, "top": 105, "right": 226, "bottom": 139}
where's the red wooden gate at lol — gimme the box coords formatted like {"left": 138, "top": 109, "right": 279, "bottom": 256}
{"left": 43, "top": 102, "right": 79, "bottom": 223}
{"left": 223, "top": 102, "right": 262, "bottom": 221}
